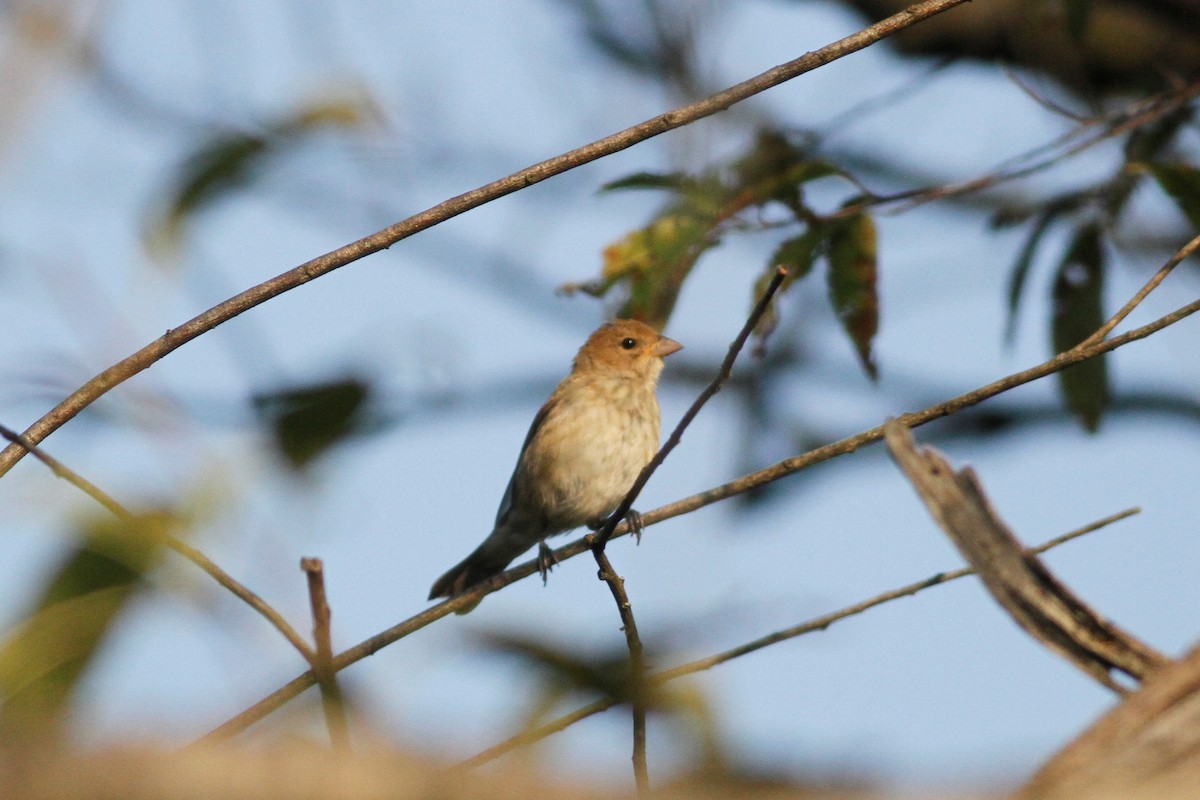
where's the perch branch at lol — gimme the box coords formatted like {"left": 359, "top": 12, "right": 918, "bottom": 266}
{"left": 586, "top": 265, "right": 788, "bottom": 796}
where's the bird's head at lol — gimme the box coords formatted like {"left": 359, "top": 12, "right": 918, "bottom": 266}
{"left": 572, "top": 319, "right": 682, "bottom": 383}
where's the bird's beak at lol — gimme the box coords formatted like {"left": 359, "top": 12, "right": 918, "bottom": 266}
{"left": 653, "top": 335, "right": 683, "bottom": 358}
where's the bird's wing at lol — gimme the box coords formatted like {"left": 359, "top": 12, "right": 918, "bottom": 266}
{"left": 493, "top": 394, "right": 558, "bottom": 527}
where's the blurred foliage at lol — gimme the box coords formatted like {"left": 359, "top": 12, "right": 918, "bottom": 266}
{"left": 566, "top": 130, "right": 880, "bottom": 379}
{"left": 1051, "top": 223, "right": 1108, "bottom": 432}
{"left": 0, "top": 511, "right": 178, "bottom": 740}
{"left": 144, "top": 94, "right": 379, "bottom": 259}
{"left": 834, "top": 0, "right": 1200, "bottom": 96}
{"left": 480, "top": 630, "right": 724, "bottom": 767}
{"left": 252, "top": 377, "right": 372, "bottom": 470}
{"left": 992, "top": 103, "right": 1198, "bottom": 431}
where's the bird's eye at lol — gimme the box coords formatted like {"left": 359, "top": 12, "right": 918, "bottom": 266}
{"left": 620, "top": 337, "right": 638, "bottom": 350}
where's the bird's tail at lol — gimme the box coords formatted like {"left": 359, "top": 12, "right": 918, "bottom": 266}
{"left": 427, "top": 543, "right": 514, "bottom": 612}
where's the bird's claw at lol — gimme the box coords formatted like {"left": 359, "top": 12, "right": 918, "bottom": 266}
{"left": 626, "top": 509, "right": 644, "bottom": 544}
{"left": 537, "top": 541, "right": 559, "bottom": 586}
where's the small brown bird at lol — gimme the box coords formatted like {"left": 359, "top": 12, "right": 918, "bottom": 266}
{"left": 429, "top": 319, "right": 682, "bottom": 604}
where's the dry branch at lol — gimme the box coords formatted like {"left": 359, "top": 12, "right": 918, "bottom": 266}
{"left": 1018, "top": 642, "right": 1200, "bottom": 799}
{"left": 883, "top": 420, "right": 1167, "bottom": 691}
{"left": 301, "top": 558, "right": 351, "bottom": 751}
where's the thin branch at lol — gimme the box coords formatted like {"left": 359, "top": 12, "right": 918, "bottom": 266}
{"left": 0, "top": 0, "right": 970, "bottom": 480}
{"left": 593, "top": 548, "right": 649, "bottom": 796}
{"left": 462, "top": 507, "right": 1141, "bottom": 767}
{"left": 301, "top": 558, "right": 351, "bottom": 752}
{"left": 0, "top": 422, "right": 316, "bottom": 662}
{"left": 197, "top": 282, "right": 1200, "bottom": 742}
{"left": 838, "top": 76, "right": 1200, "bottom": 219}
{"left": 1078, "top": 232, "right": 1200, "bottom": 348}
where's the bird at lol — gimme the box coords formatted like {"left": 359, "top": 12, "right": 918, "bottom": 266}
{"left": 429, "top": 319, "right": 682, "bottom": 607}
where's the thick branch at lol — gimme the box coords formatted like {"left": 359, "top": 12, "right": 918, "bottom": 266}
{"left": 0, "top": 0, "right": 969, "bottom": 479}
{"left": 1019, "top": 641, "right": 1200, "bottom": 799}
{"left": 884, "top": 420, "right": 1167, "bottom": 690}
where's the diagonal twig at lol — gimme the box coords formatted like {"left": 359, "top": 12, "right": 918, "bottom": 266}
{"left": 1078, "top": 232, "right": 1200, "bottom": 348}
{"left": 461, "top": 507, "right": 1141, "bottom": 767}
{"left": 0, "top": 422, "right": 316, "bottom": 662}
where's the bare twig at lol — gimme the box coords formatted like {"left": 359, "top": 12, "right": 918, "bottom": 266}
{"left": 592, "top": 548, "right": 649, "bottom": 796}
{"left": 0, "top": 0, "right": 970, "bottom": 480}
{"left": 0, "top": 422, "right": 316, "bottom": 662}
{"left": 1078, "top": 232, "right": 1200, "bottom": 348}
{"left": 198, "top": 282, "right": 1199, "bottom": 742}
{"left": 462, "top": 507, "right": 1141, "bottom": 767}
{"left": 301, "top": 558, "right": 351, "bottom": 752}
{"left": 884, "top": 420, "right": 1166, "bottom": 690}
{"left": 838, "top": 76, "right": 1200, "bottom": 219}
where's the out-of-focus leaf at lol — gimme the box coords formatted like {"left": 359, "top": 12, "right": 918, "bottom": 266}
{"left": 146, "top": 94, "right": 378, "bottom": 258}
{"left": 1143, "top": 161, "right": 1200, "bottom": 232}
{"left": 252, "top": 378, "right": 371, "bottom": 469}
{"left": 0, "top": 511, "right": 175, "bottom": 739}
{"left": 753, "top": 226, "right": 827, "bottom": 344}
{"left": 576, "top": 212, "right": 715, "bottom": 328}
{"left": 1052, "top": 223, "right": 1108, "bottom": 432}
{"left": 1124, "top": 108, "right": 1193, "bottom": 164}
{"left": 827, "top": 214, "right": 879, "bottom": 380}
{"left": 732, "top": 130, "right": 844, "bottom": 215}
{"left": 478, "top": 631, "right": 719, "bottom": 756}
{"left": 599, "top": 171, "right": 701, "bottom": 194}
{"left": 1005, "top": 208, "right": 1065, "bottom": 344}
{"left": 1060, "top": 0, "right": 1091, "bottom": 41}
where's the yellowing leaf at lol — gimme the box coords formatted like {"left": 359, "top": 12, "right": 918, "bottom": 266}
{"left": 0, "top": 511, "right": 175, "bottom": 738}
{"left": 827, "top": 214, "right": 879, "bottom": 380}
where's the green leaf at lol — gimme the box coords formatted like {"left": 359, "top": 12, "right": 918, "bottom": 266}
{"left": 1052, "top": 223, "right": 1108, "bottom": 432}
{"left": 146, "top": 95, "right": 378, "bottom": 257}
{"left": 599, "top": 171, "right": 696, "bottom": 193}
{"left": 253, "top": 378, "right": 371, "bottom": 469}
{"left": 1005, "top": 208, "right": 1064, "bottom": 343}
{"left": 827, "top": 214, "right": 879, "bottom": 380}
{"left": 0, "top": 512, "right": 174, "bottom": 738}
{"left": 754, "top": 226, "right": 826, "bottom": 342}
{"left": 1144, "top": 161, "right": 1200, "bottom": 232}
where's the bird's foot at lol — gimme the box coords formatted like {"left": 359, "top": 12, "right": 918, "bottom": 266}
{"left": 537, "top": 540, "right": 559, "bottom": 586}
{"left": 626, "top": 509, "right": 644, "bottom": 544}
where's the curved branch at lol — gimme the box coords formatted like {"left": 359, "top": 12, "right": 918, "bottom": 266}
{"left": 0, "top": 0, "right": 970, "bottom": 479}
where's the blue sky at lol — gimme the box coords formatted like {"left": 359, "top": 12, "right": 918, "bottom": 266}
{"left": 1, "top": 1, "right": 1198, "bottom": 793}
